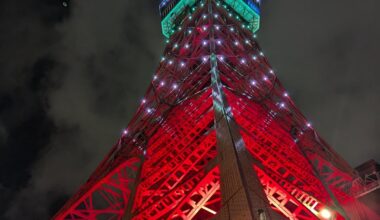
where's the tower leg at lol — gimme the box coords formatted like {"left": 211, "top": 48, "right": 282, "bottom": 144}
{"left": 210, "top": 54, "right": 286, "bottom": 220}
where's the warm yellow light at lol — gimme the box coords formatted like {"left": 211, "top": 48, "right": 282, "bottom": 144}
{"left": 320, "top": 208, "right": 332, "bottom": 219}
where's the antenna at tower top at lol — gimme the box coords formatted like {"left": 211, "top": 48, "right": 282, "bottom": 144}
{"left": 158, "top": 0, "right": 261, "bottom": 38}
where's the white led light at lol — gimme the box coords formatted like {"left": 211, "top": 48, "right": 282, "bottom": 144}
{"left": 284, "top": 92, "right": 289, "bottom": 97}
{"left": 142, "top": 99, "right": 146, "bottom": 104}
{"left": 320, "top": 209, "right": 332, "bottom": 219}
{"left": 185, "top": 44, "right": 190, "bottom": 49}
{"left": 168, "top": 60, "right": 173, "bottom": 65}
{"left": 172, "top": 84, "right": 178, "bottom": 89}
{"left": 250, "top": 80, "right": 257, "bottom": 85}
{"left": 160, "top": 81, "right": 165, "bottom": 86}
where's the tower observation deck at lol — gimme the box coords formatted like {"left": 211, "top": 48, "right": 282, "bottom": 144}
{"left": 159, "top": 0, "right": 260, "bottom": 37}
{"left": 54, "top": 1, "right": 379, "bottom": 219}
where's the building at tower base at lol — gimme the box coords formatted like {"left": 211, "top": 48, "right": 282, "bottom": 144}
{"left": 355, "top": 160, "right": 380, "bottom": 216}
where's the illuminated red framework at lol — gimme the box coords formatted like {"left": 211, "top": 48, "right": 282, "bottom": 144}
{"left": 54, "top": 1, "right": 378, "bottom": 219}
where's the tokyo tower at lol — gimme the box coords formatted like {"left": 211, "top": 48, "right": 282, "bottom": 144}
{"left": 54, "top": 0, "right": 379, "bottom": 219}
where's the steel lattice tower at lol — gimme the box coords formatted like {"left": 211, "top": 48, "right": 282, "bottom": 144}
{"left": 54, "top": 1, "right": 379, "bottom": 219}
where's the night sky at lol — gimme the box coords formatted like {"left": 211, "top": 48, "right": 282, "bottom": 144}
{"left": 0, "top": 0, "right": 379, "bottom": 219}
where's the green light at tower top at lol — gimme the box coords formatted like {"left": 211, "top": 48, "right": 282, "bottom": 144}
{"left": 159, "top": 0, "right": 261, "bottom": 38}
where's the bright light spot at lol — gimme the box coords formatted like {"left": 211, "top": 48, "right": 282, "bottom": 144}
{"left": 307, "top": 122, "right": 312, "bottom": 128}
{"left": 160, "top": 81, "right": 165, "bottom": 86}
{"left": 250, "top": 80, "right": 257, "bottom": 86}
{"left": 215, "top": 25, "right": 220, "bottom": 30}
{"left": 185, "top": 44, "right": 190, "bottom": 49}
{"left": 240, "top": 58, "right": 246, "bottom": 64}
{"left": 202, "top": 56, "right": 208, "bottom": 62}
{"left": 168, "top": 60, "right": 173, "bottom": 65}
{"left": 203, "top": 14, "right": 207, "bottom": 19}
{"left": 263, "top": 76, "right": 268, "bottom": 81}
{"left": 122, "top": 129, "right": 128, "bottom": 135}
{"left": 269, "top": 69, "right": 274, "bottom": 74}
{"left": 219, "top": 56, "right": 225, "bottom": 61}
{"left": 180, "top": 62, "right": 185, "bottom": 67}
{"left": 142, "top": 99, "right": 146, "bottom": 104}
{"left": 172, "top": 84, "right": 178, "bottom": 89}
{"left": 214, "top": 14, "right": 218, "bottom": 18}
{"left": 202, "top": 26, "right": 207, "bottom": 31}
{"left": 280, "top": 102, "right": 285, "bottom": 108}
{"left": 252, "top": 55, "right": 257, "bottom": 60}
{"left": 174, "top": 43, "right": 178, "bottom": 48}
{"left": 230, "top": 27, "right": 234, "bottom": 32}
{"left": 284, "top": 92, "right": 289, "bottom": 97}
{"left": 62, "top": 2, "right": 68, "bottom": 7}
{"left": 320, "top": 209, "right": 332, "bottom": 219}
{"left": 245, "top": 39, "right": 250, "bottom": 44}
{"left": 188, "top": 29, "right": 192, "bottom": 34}
{"left": 234, "top": 41, "right": 239, "bottom": 46}
{"left": 217, "top": 40, "right": 222, "bottom": 45}
{"left": 146, "top": 108, "right": 152, "bottom": 113}
{"left": 189, "top": 15, "right": 192, "bottom": 20}
{"left": 202, "top": 40, "right": 208, "bottom": 46}
{"left": 260, "top": 52, "right": 264, "bottom": 56}
{"left": 153, "top": 75, "right": 158, "bottom": 80}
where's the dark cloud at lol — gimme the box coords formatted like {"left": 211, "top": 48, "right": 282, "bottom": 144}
{"left": 1, "top": 0, "right": 162, "bottom": 218}
{"left": 0, "top": 0, "right": 378, "bottom": 219}
{"left": 260, "top": 0, "right": 380, "bottom": 166}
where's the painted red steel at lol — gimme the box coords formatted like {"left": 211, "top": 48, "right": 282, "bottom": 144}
{"left": 54, "top": 1, "right": 375, "bottom": 219}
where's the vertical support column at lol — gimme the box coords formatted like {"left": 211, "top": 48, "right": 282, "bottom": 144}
{"left": 210, "top": 55, "right": 285, "bottom": 220}
{"left": 206, "top": 1, "right": 284, "bottom": 219}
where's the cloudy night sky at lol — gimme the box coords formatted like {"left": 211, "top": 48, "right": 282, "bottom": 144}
{"left": 0, "top": 0, "right": 379, "bottom": 219}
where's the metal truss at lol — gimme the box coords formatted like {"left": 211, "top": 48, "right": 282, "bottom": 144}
{"left": 54, "top": 1, "right": 376, "bottom": 219}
